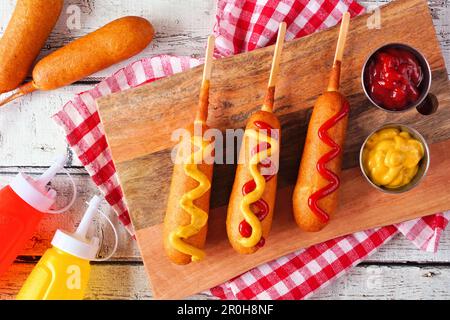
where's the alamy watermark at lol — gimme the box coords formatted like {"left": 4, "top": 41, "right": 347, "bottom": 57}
{"left": 66, "top": 5, "right": 82, "bottom": 30}
{"left": 171, "top": 124, "right": 280, "bottom": 176}
{"left": 365, "top": 266, "right": 384, "bottom": 289}
{"left": 366, "top": 5, "right": 382, "bottom": 30}
{"left": 66, "top": 265, "right": 82, "bottom": 290}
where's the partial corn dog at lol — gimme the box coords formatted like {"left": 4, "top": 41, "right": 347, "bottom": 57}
{"left": 293, "top": 13, "right": 351, "bottom": 232}
{"left": 0, "top": 0, "right": 63, "bottom": 93}
{"left": 227, "top": 23, "right": 286, "bottom": 254}
{"left": 0, "top": 16, "right": 154, "bottom": 107}
{"left": 163, "top": 36, "right": 216, "bottom": 265}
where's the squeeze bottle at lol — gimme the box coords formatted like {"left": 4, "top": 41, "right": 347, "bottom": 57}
{"left": 0, "top": 155, "right": 73, "bottom": 276}
{"left": 17, "top": 196, "right": 105, "bottom": 300}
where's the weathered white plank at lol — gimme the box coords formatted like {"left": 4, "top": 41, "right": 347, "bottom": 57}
{"left": 0, "top": 0, "right": 214, "bottom": 166}
{"left": 0, "top": 263, "right": 215, "bottom": 300}
{"left": 369, "top": 232, "right": 450, "bottom": 263}
{"left": 1, "top": 0, "right": 450, "bottom": 301}
{"left": 0, "top": 85, "right": 88, "bottom": 167}
{"left": 1, "top": 0, "right": 449, "bottom": 167}
{"left": 0, "top": 1, "right": 447, "bottom": 81}
{"left": 0, "top": 0, "right": 216, "bottom": 80}
{"left": 1, "top": 262, "right": 449, "bottom": 300}
{"left": 0, "top": 170, "right": 449, "bottom": 262}
{"left": 312, "top": 264, "right": 450, "bottom": 300}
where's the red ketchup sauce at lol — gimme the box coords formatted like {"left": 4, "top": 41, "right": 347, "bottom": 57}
{"left": 367, "top": 48, "right": 423, "bottom": 111}
{"left": 238, "top": 121, "right": 276, "bottom": 248}
{"left": 308, "top": 101, "right": 350, "bottom": 223}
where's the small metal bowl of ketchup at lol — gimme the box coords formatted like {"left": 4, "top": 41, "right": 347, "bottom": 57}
{"left": 361, "top": 43, "right": 433, "bottom": 113}
{"left": 359, "top": 123, "right": 430, "bottom": 194}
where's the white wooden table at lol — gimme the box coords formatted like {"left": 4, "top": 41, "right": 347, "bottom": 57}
{"left": 0, "top": 0, "right": 449, "bottom": 300}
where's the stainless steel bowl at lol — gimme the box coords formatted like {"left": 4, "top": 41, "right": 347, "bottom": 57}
{"left": 361, "top": 43, "right": 432, "bottom": 113}
{"left": 359, "top": 124, "right": 430, "bottom": 194}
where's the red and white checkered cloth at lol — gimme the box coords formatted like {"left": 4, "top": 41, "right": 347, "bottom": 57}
{"left": 53, "top": 56, "right": 200, "bottom": 236}
{"left": 53, "top": 0, "right": 450, "bottom": 300}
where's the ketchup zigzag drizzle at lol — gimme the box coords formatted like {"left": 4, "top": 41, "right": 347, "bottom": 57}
{"left": 238, "top": 121, "right": 278, "bottom": 248}
{"left": 308, "top": 101, "right": 350, "bottom": 223}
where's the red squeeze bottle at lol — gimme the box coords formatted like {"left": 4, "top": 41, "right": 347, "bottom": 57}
{"left": 0, "top": 155, "right": 70, "bottom": 275}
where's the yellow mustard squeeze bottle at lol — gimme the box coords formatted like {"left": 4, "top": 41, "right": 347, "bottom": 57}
{"left": 362, "top": 128, "right": 424, "bottom": 189}
{"left": 17, "top": 196, "right": 107, "bottom": 300}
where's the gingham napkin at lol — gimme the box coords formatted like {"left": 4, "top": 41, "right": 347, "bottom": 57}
{"left": 53, "top": 56, "right": 200, "bottom": 236}
{"left": 53, "top": 0, "right": 450, "bottom": 300}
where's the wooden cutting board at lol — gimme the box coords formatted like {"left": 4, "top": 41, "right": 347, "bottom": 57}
{"left": 97, "top": 0, "right": 450, "bottom": 299}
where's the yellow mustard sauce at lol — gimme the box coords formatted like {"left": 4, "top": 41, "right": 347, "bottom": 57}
{"left": 239, "top": 128, "right": 279, "bottom": 248}
{"left": 362, "top": 128, "right": 424, "bottom": 189}
{"left": 169, "top": 135, "right": 213, "bottom": 262}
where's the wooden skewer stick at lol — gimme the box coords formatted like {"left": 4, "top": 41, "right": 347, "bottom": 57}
{"left": 328, "top": 12, "right": 351, "bottom": 92}
{"left": 195, "top": 35, "right": 215, "bottom": 123}
{"left": 0, "top": 82, "right": 36, "bottom": 108}
{"left": 334, "top": 12, "right": 351, "bottom": 64}
{"left": 262, "top": 22, "right": 287, "bottom": 113}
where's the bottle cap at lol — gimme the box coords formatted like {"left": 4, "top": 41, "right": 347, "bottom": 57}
{"left": 51, "top": 196, "right": 102, "bottom": 261}
{"left": 10, "top": 155, "right": 67, "bottom": 213}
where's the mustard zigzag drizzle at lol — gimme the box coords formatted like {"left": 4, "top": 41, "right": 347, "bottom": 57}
{"left": 169, "top": 135, "right": 213, "bottom": 262}
{"left": 239, "top": 128, "right": 279, "bottom": 248}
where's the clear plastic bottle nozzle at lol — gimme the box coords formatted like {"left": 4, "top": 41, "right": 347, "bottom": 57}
{"left": 51, "top": 195, "right": 103, "bottom": 261}
{"left": 37, "top": 154, "right": 67, "bottom": 188}
{"left": 76, "top": 196, "right": 102, "bottom": 240}
{"left": 9, "top": 154, "right": 75, "bottom": 213}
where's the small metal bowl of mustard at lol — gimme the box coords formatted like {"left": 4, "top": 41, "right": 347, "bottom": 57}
{"left": 359, "top": 124, "right": 430, "bottom": 194}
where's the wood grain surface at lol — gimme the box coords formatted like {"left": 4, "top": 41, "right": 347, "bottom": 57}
{"left": 3, "top": 262, "right": 450, "bottom": 300}
{"left": 98, "top": 0, "right": 448, "bottom": 230}
{"left": 140, "top": 139, "right": 450, "bottom": 299}
{"left": 1, "top": 0, "right": 450, "bottom": 300}
{"left": 96, "top": 0, "right": 450, "bottom": 299}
